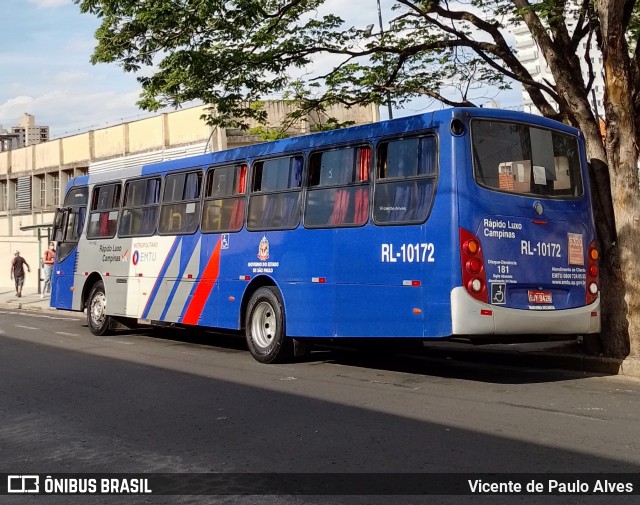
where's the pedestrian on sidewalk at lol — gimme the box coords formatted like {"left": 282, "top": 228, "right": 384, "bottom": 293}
{"left": 42, "top": 242, "right": 56, "bottom": 298}
{"left": 10, "top": 250, "right": 31, "bottom": 298}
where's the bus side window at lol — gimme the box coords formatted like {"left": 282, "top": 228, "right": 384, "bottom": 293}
{"left": 373, "top": 136, "right": 438, "bottom": 225}
{"left": 86, "top": 183, "right": 121, "bottom": 239}
{"left": 202, "top": 164, "right": 247, "bottom": 233}
{"left": 247, "top": 156, "right": 302, "bottom": 231}
{"left": 158, "top": 171, "right": 202, "bottom": 235}
{"left": 304, "top": 146, "right": 370, "bottom": 228}
{"left": 118, "top": 177, "right": 161, "bottom": 237}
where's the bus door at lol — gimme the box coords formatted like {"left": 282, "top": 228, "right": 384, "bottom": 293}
{"left": 51, "top": 208, "right": 87, "bottom": 309}
{"left": 467, "top": 119, "right": 596, "bottom": 312}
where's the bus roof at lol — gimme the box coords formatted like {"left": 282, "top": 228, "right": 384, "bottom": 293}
{"left": 70, "top": 107, "right": 581, "bottom": 187}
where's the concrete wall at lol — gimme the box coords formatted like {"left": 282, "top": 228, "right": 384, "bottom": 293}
{"left": 0, "top": 151, "right": 9, "bottom": 176}
{"left": 61, "top": 133, "right": 92, "bottom": 166}
{"left": 35, "top": 140, "right": 61, "bottom": 170}
{"left": 0, "top": 210, "right": 55, "bottom": 292}
{"left": 94, "top": 124, "right": 127, "bottom": 160}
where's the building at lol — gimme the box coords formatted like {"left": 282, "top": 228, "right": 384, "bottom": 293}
{"left": 0, "top": 113, "right": 50, "bottom": 152}
{"left": 514, "top": 16, "right": 605, "bottom": 117}
{"left": 0, "top": 128, "right": 22, "bottom": 152}
{"left": 0, "top": 101, "right": 379, "bottom": 288}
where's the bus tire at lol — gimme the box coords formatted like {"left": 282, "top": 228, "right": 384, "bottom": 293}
{"left": 87, "top": 280, "right": 113, "bottom": 336}
{"left": 245, "top": 287, "right": 292, "bottom": 364}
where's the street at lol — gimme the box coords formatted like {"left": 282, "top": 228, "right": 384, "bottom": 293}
{"left": 1, "top": 308, "right": 640, "bottom": 504}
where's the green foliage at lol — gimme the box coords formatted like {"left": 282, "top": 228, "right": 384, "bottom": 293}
{"left": 247, "top": 126, "right": 290, "bottom": 141}
{"left": 628, "top": 1, "right": 640, "bottom": 52}
{"left": 74, "top": 0, "right": 517, "bottom": 127}
{"left": 73, "top": 0, "right": 639, "bottom": 129}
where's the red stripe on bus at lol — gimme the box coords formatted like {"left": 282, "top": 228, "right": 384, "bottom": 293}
{"left": 182, "top": 238, "right": 222, "bottom": 325}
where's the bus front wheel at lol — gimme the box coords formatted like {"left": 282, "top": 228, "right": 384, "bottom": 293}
{"left": 245, "top": 287, "right": 292, "bottom": 364}
{"left": 87, "top": 280, "right": 113, "bottom": 336}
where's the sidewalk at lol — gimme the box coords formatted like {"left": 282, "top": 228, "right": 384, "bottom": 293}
{"left": 0, "top": 285, "right": 83, "bottom": 318}
{"left": 0, "top": 285, "right": 638, "bottom": 378}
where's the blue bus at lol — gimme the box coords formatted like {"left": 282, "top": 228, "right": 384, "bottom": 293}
{"left": 50, "top": 108, "right": 600, "bottom": 363}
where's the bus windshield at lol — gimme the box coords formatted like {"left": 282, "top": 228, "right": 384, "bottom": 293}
{"left": 471, "top": 120, "right": 583, "bottom": 199}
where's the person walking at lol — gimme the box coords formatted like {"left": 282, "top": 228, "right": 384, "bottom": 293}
{"left": 10, "top": 250, "right": 31, "bottom": 298}
{"left": 42, "top": 242, "right": 56, "bottom": 298}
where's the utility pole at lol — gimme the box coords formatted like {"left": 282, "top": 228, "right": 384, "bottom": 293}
{"left": 377, "top": 0, "right": 393, "bottom": 119}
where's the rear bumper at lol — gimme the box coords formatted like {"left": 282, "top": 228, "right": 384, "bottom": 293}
{"left": 451, "top": 287, "right": 600, "bottom": 335}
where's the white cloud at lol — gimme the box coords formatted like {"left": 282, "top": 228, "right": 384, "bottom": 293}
{"left": 28, "top": 0, "right": 72, "bottom": 8}
{"left": 1, "top": 95, "right": 33, "bottom": 109}
{"left": 0, "top": 88, "right": 156, "bottom": 137}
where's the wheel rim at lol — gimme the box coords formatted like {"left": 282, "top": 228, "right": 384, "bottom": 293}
{"left": 90, "top": 291, "right": 106, "bottom": 327}
{"left": 251, "top": 301, "right": 277, "bottom": 349}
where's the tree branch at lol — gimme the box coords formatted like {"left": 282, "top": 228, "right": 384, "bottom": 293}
{"left": 381, "top": 85, "right": 477, "bottom": 107}
{"left": 396, "top": 0, "right": 559, "bottom": 110}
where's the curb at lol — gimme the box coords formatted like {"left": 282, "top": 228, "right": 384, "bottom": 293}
{"left": 619, "top": 358, "right": 640, "bottom": 377}
{"left": 419, "top": 344, "right": 638, "bottom": 378}
{"left": 0, "top": 301, "right": 84, "bottom": 319}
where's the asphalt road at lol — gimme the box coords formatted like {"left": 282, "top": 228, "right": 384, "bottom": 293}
{"left": 1, "top": 308, "right": 640, "bottom": 505}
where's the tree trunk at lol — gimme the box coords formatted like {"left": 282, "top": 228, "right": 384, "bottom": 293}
{"left": 579, "top": 130, "right": 633, "bottom": 359}
{"left": 596, "top": 0, "right": 640, "bottom": 358}
{"left": 605, "top": 157, "right": 640, "bottom": 358}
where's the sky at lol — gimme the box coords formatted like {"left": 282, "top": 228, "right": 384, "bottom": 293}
{"left": 0, "top": 0, "right": 159, "bottom": 138}
{"left": 0, "top": 0, "right": 523, "bottom": 140}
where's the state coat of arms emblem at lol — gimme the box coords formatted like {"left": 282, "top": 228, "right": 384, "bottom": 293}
{"left": 257, "top": 236, "right": 269, "bottom": 261}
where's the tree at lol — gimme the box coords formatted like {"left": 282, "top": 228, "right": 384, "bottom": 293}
{"left": 76, "top": 0, "right": 639, "bottom": 358}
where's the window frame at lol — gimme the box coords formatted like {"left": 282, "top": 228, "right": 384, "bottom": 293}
{"left": 470, "top": 119, "right": 584, "bottom": 200}
{"left": 303, "top": 143, "right": 372, "bottom": 229}
{"left": 117, "top": 175, "right": 162, "bottom": 238}
{"left": 247, "top": 154, "right": 304, "bottom": 232}
{"left": 157, "top": 168, "right": 203, "bottom": 236}
{"left": 86, "top": 182, "right": 122, "bottom": 240}
{"left": 372, "top": 133, "right": 439, "bottom": 226}
{"left": 201, "top": 162, "right": 248, "bottom": 234}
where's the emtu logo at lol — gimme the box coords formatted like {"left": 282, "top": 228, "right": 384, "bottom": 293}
{"left": 8, "top": 475, "right": 39, "bottom": 493}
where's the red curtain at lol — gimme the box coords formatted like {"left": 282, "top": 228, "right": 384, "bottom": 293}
{"left": 229, "top": 165, "right": 247, "bottom": 228}
{"left": 329, "top": 190, "right": 349, "bottom": 225}
{"left": 99, "top": 212, "right": 109, "bottom": 236}
{"left": 354, "top": 147, "right": 370, "bottom": 223}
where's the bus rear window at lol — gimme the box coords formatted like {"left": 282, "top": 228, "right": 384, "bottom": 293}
{"left": 471, "top": 120, "right": 583, "bottom": 198}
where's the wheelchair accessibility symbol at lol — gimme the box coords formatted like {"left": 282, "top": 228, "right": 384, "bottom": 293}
{"left": 491, "top": 282, "right": 506, "bottom": 305}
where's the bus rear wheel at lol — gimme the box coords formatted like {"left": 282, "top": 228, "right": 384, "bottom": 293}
{"left": 245, "top": 287, "right": 292, "bottom": 363}
{"left": 87, "top": 280, "right": 113, "bottom": 336}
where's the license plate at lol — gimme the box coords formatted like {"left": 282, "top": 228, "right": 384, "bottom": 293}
{"left": 528, "top": 290, "right": 553, "bottom": 304}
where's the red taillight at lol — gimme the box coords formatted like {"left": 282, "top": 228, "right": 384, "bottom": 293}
{"left": 586, "top": 241, "right": 599, "bottom": 305}
{"left": 460, "top": 228, "right": 487, "bottom": 303}
{"left": 466, "top": 257, "right": 482, "bottom": 274}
